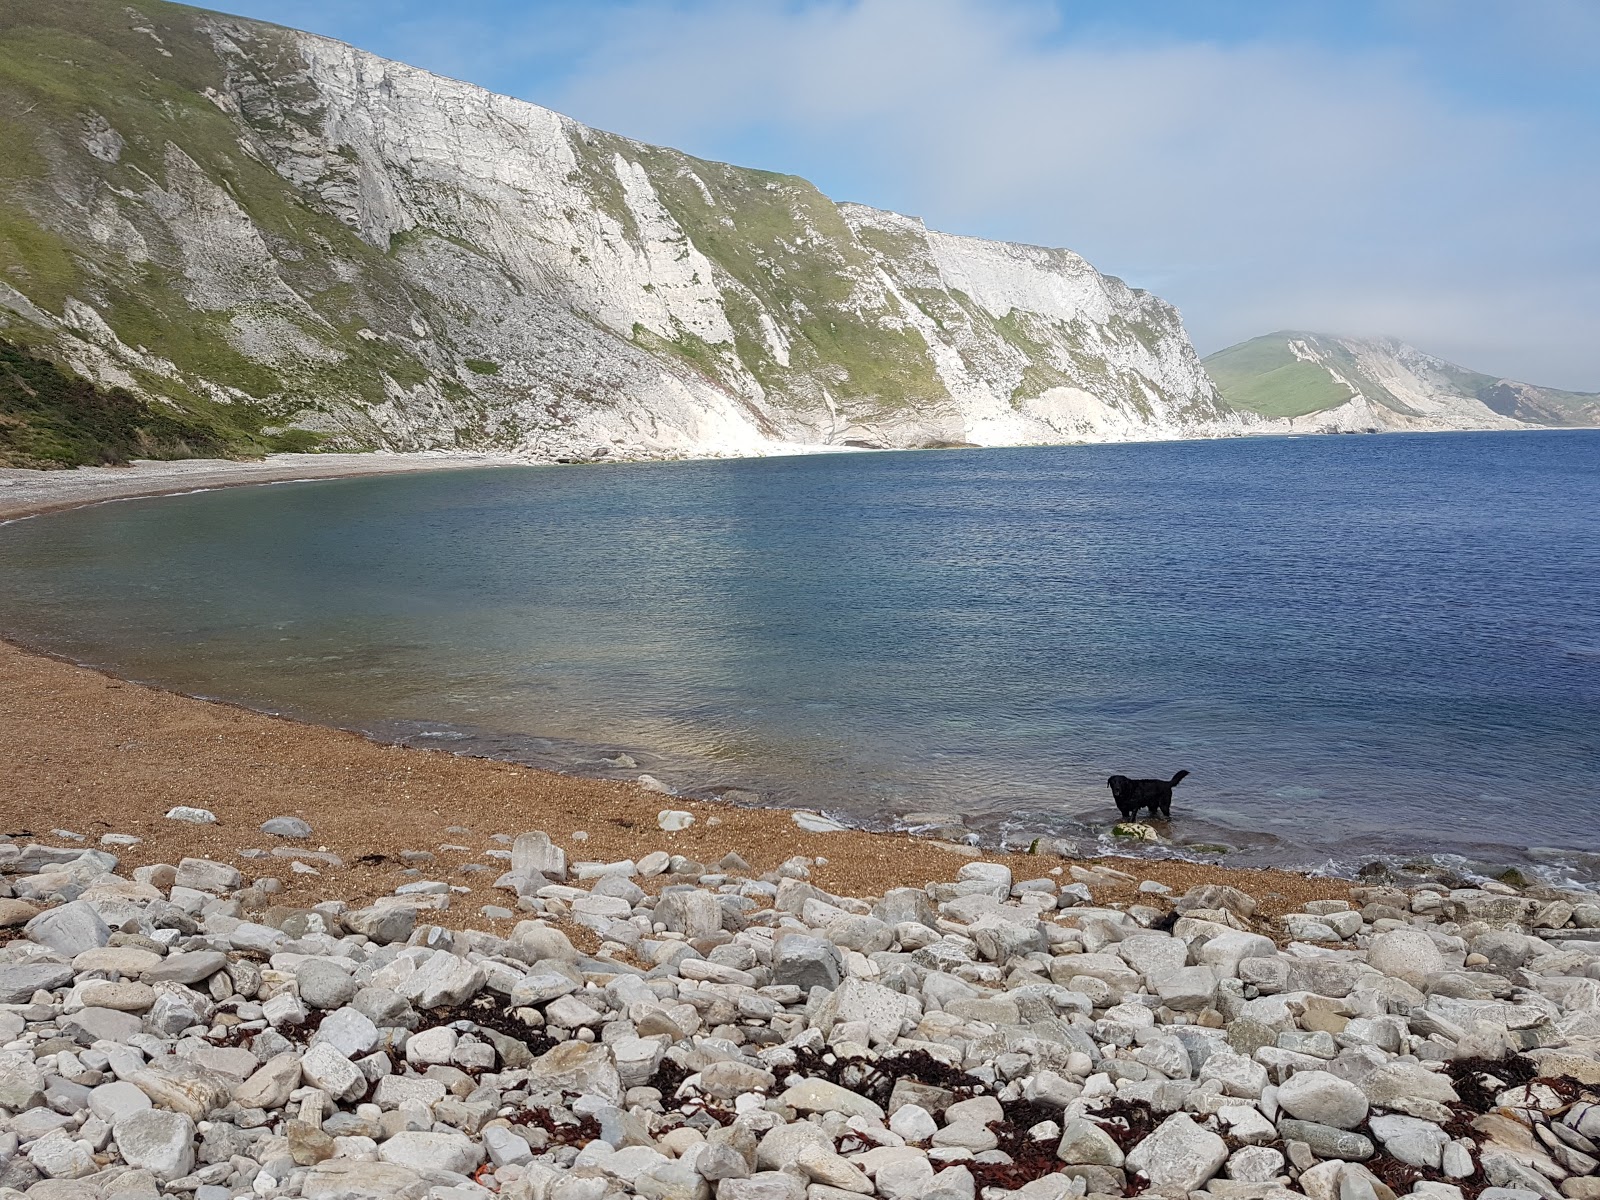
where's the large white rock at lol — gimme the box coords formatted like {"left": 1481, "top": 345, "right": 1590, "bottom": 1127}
{"left": 302, "top": 1160, "right": 430, "bottom": 1200}
{"left": 780, "top": 1077, "right": 886, "bottom": 1121}
{"left": 312, "top": 1007, "right": 380, "bottom": 1058}
{"left": 1277, "top": 1070, "right": 1370, "bottom": 1130}
{"left": 24, "top": 901, "right": 109, "bottom": 957}
{"left": 1369, "top": 1114, "right": 1450, "bottom": 1169}
{"left": 511, "top": 831, "right": 566, "bottom": 879}
{"left": 1124, "top": 1113, "right": 1228, "bottom": 1191}
{"left": 89, "top": 1080, "right": 153, "bottom": 1125}
{"left": 1056, "top": 1118, "right": 1125, "bottom": 1167}
{"left": 526, "top": 1040, "right": 623, "bottom": 1105}
{"left": 300, "top": 1042, "right": 367, "bottom": 1102}
{"left": 234, "top": 1053, "right": 303, "bottom": 1109}
{"left": 378, "top": 1131, "right": 484, "bottom": 1175}
{"left": 395, "top": 950, "right": 486, "bottom": 1009}
{"left": 1367, "top": 928, "right": 1445, "bottom": 987}
{"left": 113, "top": 1110, "right": 196, "bottom": 1181}
{"left": 813, "top": 977, "right": 920, "bottom": 1045}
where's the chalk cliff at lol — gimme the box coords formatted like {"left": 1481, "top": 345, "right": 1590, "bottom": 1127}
{"left": 0, "top": 1, "right": 1245, "bottom": 460}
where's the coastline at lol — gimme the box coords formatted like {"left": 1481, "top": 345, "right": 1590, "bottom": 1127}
{"left": 0, "top": 634, "right": 1353, "bottom": 933}
{"left": 0, "top": 449, "right": 1572, "bottom": 919}
{"left": 0, "top": 456, "right": 1357, "bottom": 916}
{"left": 0, "top": 450, "right": 519, "bottom": 523}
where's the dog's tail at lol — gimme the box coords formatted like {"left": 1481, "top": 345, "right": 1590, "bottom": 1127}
{"left": 1169, "top": 770, "right": 1190, "bottom": 786}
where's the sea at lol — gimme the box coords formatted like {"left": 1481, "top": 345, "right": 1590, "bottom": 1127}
{"left": 3, "top": 431, "right": 1598, "bottom": 883}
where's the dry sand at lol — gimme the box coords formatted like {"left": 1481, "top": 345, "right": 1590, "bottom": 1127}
{"left": 0, "top": 455, "right": 1351, "bottom": 934}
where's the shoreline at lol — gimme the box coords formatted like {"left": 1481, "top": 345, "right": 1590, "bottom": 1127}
{"left": 0, "top": 633, "right": 1356, "bottom": 933}
{"left": 0, "top": 449, "right": 1586, "bottom": 909}
{"left": 0, "top": 450, "right": 519, "bottom": 524}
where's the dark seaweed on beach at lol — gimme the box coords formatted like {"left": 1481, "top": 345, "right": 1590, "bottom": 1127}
{"left": 649, "top": 1056, "right": 693, "bottom": 1103}
{"left": 789, "top": 1045, "right": 983, "bottom": 1109}
{"left": 1087, "top": 1097, "right": 1158, "bottom": 1151}
{"left": 510, "top": 1104, "right": 601, "bottom": 1146}
{"left": 1446, "top": 1053, "right": 1536, "bottom": 1112}
{"left": 428, "top": 996, "right": 558, "bottom": 1058}
{"left": 967, "top": 1098, "right": 1072, "bottom": 1191}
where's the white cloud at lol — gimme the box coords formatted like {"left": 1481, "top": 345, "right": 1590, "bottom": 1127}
{"left": 536, "top": 0, "right": 1598, "bottom": 387}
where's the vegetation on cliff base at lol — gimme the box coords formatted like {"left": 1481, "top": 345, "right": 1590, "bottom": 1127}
{"left": 0, "top": 338, "right": 320, "bottom": 468}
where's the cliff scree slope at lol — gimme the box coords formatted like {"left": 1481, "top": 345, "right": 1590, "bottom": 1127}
{"left": 0, "top": 0, "right": 1244, "bottom": 462}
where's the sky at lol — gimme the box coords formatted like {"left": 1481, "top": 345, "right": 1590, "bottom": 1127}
{"left": 210, "top": 0, "right": 1600, "bottom": 389}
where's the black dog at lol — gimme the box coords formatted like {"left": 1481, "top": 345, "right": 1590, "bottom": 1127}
{"left": 1107, "top": 770, "right": 1189, "bottom": 820}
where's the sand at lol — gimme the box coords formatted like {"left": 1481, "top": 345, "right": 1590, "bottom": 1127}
{"left": 0, "top": 451, "right": 514, "bottom": 521}
{"left": 0, "top": 455, "right": 1351, "bottom": 933}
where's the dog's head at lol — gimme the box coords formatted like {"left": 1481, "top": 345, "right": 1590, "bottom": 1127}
{"left": 1106, "top": 774, "right": 1130, "bottom": 799}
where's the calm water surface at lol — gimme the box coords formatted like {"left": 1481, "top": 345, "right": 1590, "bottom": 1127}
{"left": 3, "top": 432, "right": 1598, "bottom": 877}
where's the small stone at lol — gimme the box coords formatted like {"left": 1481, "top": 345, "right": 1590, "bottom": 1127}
{"left": 262, "top": 816, "right": 313, "bottom": 838}
{"left": 164, "top": 806, "right": 217, "bottom": 823}
{"left": 658, "top": 809, "right": 694, "bottom": 831}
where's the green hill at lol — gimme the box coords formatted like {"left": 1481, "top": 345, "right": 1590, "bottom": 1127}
{"left": 1204, "top": 332, "right": 1600, "bottom": 428}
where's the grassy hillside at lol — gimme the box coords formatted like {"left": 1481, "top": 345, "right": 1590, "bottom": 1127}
{"left": 0, "top": 337, "right": 316, "bottom": 467}
{"left": 1201, "top": 335, "right": 1356, "bottom": 418}
{"left": 1205, "top": 331, "right": 1600, "bottom": 426}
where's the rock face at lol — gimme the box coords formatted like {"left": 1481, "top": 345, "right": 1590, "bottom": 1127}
{"left": 1, "top": 833, "right": 1598, "bottom": 1200}
{"left": 0, "top": 1, "right": 1243, "bottom": 464}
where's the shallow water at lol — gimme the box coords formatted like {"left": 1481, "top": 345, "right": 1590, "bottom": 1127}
{"left": 3, "top": 432, "right": 1598, "bottom": 878}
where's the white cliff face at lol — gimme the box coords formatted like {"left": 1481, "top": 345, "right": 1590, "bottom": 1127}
{"left": 0, "top": 2, "right": 1245, "bottom": 461}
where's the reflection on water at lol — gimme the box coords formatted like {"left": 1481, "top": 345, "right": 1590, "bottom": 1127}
{"left": 2, "top": 432, "right": 1599, "bottom": 878}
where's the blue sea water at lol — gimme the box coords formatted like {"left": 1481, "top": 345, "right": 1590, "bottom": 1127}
{"left": 3, "top": 431, "right": 1598, "bottom": 877}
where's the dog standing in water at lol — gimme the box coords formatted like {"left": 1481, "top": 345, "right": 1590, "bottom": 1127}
{"left": 1107, "top": 770, "right": 1189, "bottom": 820}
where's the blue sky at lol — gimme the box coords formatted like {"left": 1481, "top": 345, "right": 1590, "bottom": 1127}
{"left": 210, "top": 0, "right": 1599, "bottom": 387}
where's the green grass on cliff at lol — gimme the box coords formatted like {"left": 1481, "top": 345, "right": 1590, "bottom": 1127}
{"left": 1203, "top": 334, "right": 1358, "bottom": 418}
{"left": 0, "top": 337, "right": 320, "bottom": 468}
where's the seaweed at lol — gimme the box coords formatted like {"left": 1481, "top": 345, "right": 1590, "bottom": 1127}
{"left": 1088, "top": 1097, "right": 1158, "bottom": 1151}
{"left": 789, "top": 1046, "right": 982, "bottom": 1110}
{"left": 1446, "top": 1053, "right": 1536, "bottom": 1112}
{"left": 968, "top": 1098, "right": 1073, "bottom": 1191}
{"left": 510, "top": 1104, "right": 601, "bottom": 1146}
{"left": 649, "top": 1056, "right": 693, "bottom": 1101}
{"left": 426, "top": 995, "right": 557, "bottom": 1058}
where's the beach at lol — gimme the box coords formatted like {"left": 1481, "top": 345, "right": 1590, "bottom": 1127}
{"left": 3, "top": 456, "right": 1598, "bottom": 1200}
{"left": 0, "top": 454, "right": 1355, "bottom": 924}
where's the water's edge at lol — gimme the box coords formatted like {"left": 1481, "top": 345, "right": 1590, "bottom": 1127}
{"left": 3, "top": 442, "right": 1598, "bottom": 891}
{"left": 5, "top": 628, "right": 1593, "bottom": 894}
